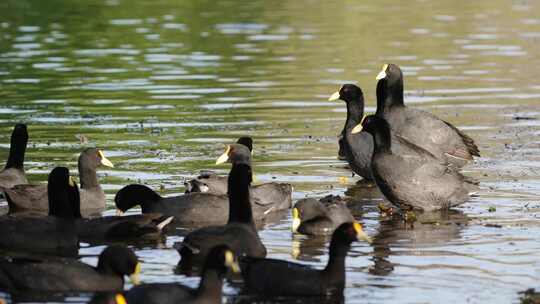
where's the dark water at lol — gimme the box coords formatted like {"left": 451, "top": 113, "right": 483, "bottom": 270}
{"left": 1, "top": 0, "right": 540, "bottom": 303}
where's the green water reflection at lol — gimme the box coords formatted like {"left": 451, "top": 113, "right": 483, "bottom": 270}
{"left": 1, "top": 0, "right": 540, "bottom": 302}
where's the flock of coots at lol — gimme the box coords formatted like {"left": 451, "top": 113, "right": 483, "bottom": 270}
{"left": 0, "top": 63, "right": 478, "bottom": 303}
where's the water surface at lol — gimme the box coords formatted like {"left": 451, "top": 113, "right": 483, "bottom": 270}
{"left": 1, "top": 0, "right": 540, "bottom": 303}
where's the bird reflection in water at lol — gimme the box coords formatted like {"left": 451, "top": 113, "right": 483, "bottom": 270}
{"left": 290, "top": 233, "right": 329, "bottom": 262}
{"left": 369, "top": 209, "right": 469, "bottom": 276}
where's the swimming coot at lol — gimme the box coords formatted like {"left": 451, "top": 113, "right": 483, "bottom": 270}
{"left": 4, "top": 148, "right": 114, "bottom": 217}
{"left": 115, "top": 144, "right": 290, "bottom": 226}
{"left": 115, "top": 245, "right": 239, "bottom": 304}
{"left": 0, "top": 245, "right": 140, "bottom": 293}
{"left": 185, "top": 139, "right": 292, "bottom": 214}
{"left": 240, "top": 222, "right": 370, "bottom": 297}
{"left": 0, "top": 124, "right": 28, "bottom": 189}
{"left": 0, "top": 167, "right": 79, "bottom": 256}
{"left": 292, "top": 195, "right": 354, "bottom": 236}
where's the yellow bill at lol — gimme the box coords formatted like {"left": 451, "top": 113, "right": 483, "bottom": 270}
{"left": 353, "top": 222, "right": 372, "bottom": 243}
{"left": 328, "top": 91, "right": 341, "bottom": 101}
{"left": 130, "top": 262, "right": 141, "bottom": 285}
{"left": 350, "top": 115, "right": 367, "bottom": 134}
{"left": 292, "top": 207, "right": 301, "bottom": 233}
{"left": 351, "top": 123, "right": 363, "bottom": 134}
{"left": 115, "top": 294, "right": 127, "bottom": 304}
{"left": 215, "top": 145, "right": 231, "bottom": 165}
{"left": 98, "top": 150, "right": 114, "bottom": 168}
{"left": 376, "top": 64, "right": 388, "bottom": 80}
{"left": 224, "top": 250, "right": 240, "bottom": 273}
{"left": 68, "top": 176, "right": 76, "bottom": 187}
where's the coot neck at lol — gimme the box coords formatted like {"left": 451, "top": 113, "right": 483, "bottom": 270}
{"left": 48, "top": 192, "right": 72, "bottom": 218}
{"left": 371, "top": 125, "right": 392, "bottom": 154}
{"left": 5, "top": 130, "right": 27, "bottom": 170}
{"left": 79, "top": 161, "right": 99, "bottom": 189}
{"left": 196, "top": 268, "right": 223, "bottom": 302}
{"left": 227, "top": 164, "right": 254, "bottom": 227}
{"left": 375, "top": 78, "right": 404, "bottom": 116}
{"left": 323, "top": 237, "right": 351, "bottom": 286}
{"left": 48, "top": 185, "right": 81, "bottom": 219}
{"left": 345, "top": 98, "right": 364, "bottom": 132}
